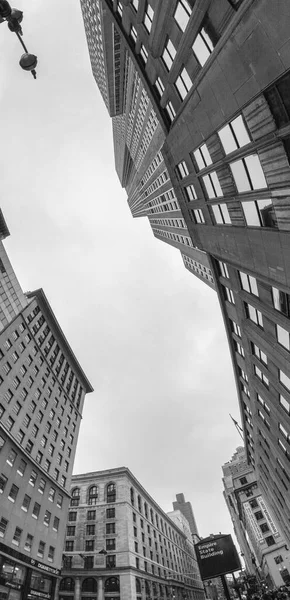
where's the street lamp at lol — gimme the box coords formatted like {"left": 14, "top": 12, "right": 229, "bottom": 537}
{"left": 0, "top": 0, "right": 37, "bottom": 78}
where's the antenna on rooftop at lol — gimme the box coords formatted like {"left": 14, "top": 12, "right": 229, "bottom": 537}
{"left": 230, "top": 414, "right": 244, "bottom": 441}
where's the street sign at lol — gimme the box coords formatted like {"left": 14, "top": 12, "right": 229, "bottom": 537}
{"left": 195, "top": 534, "right": 241, "bottom": 580}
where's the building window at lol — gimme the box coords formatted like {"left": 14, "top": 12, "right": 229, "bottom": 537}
{"left": 84, "top": 556, "right": 94, "bottom": 569}
{"left": 38, "top": 541, "right": 45, "bottom": 558}
{"left": 106, "top": 538, "right": 116, "bottom": 551}
{"left": 155, "top": 77, "right": 165, "bottom": 98}
{"left": 86, "top": 524, "right": 95, "bottom": 535}
{"left": 162, "top": 38, "right": 177, "bottom": 71}
{"left": 71, "top": 487, "right": 80, "bottom": 506}
{"left": 88, "top": 486, "right": 98, "bottom": 505}
{"left": 140, "top": 44, "right": 148, "bottom": 65}
{"left": 252, "top": 344, "right": 267, "bottom": 364}
{"left": 224, "top": 287, "right": 235, "bottom": 304}
{"left": 212, "top": 203, "right": 231, "bottom": 225}
{"left": 69, "top": 511, "right": 77, "bottom": 522}
{"left": 280, "top": 394, "right": 290, "bottom": 414}
{"left": 245, "top": 304, "right": 263, "bottom": 327}
{"left": 130, "top": 26, "right": 138, "bottom": 44}
{"left": 230, "top": 155, "right": 267, "bottom": 192}
{"left": 175, "top": 67, "right": 192, "bottom": 100}
{"left": 192, "top": 208, "right": 205, "bottom": 224}
{"left": 242, "top": 198, "right": 275, "bottom": 228}
{"left": 235, "top": 342, "right": 245, "bottom": 358}
{"left": 202, "top": 171, "right": 223, "bottom": 198}
{"left": 106, "top": 555, "right": 116, "bottom": 569}
{"left": 0, "top": 518, "right": 8, "bottom": 538}
{"left": 107, "top": 483, "right": 116, "bottom": 503}
{"left": 22, "top": 494, "right": 31, "bottom": 512}
{"left": 85, "top": 539, "right": 94, "bottom": 551}
{"left": 218, "top": 115, "right": 250, "bottom": 155}
{"left": 165, "top": 102, "right": 176, "bottom": 123}
{"left": 218, "top": 261, "right": 229, "bottom": 279}
{"left": 67, "top": 526, "right": 75, "bottom": 536}
{"left": 176, "top": 161, "right": 189, "bottom": 179}
{"left": 185, "top": 184, "right": 197, "bottom": 201}
{"left": 272, "top": 287, "right": 290, "bottom": 317}
{"left": 107, "top": 508, "right": 115, "bottom": 519}
{"left": 255, "top": 366, "right": 269, "bottom": 388}
{"left": 117, "top": 2, "right": 123, "bottom": 17}
{"left": 6, "top": 449, "right": 17, "bottom": 467}
{"left": 279, "top": 369, "right": 290, "bottom": 392}
{"left": 277, "top": 325, "right": 290, "bottom": 350}
{"left": 194, "top": 144, "right": 212, "bottom": 171}
{"left": 53, "top": 517, "right": 60, "bottom": 532}
{"left": 174, "top": 0, "right": 191, "bottom": 32}
{"left": 0, "top": 474, "right": 8, "bottom": 494}
{"left": 143, "top": 2, "right": 154, "bottom": 33}
{"left": 240, "top": 272, "right": 258, "bottom": 296}
{"left": 12, "top": 527, "right": 22, "bottom": 546}
{"left": 106, "top": 523, "right": 116, "bottom": 534}
{"left": 32, "top": 502, "right": 41, "bottom": 519}
{"left": 135, "top": 557, "right": 139, "bottom": 569}
{"left": 48, "top": 546, "right": 55, "bottom": 562}
{"left": 65, "top": 540, "right": 74, "bottom": 552}
{"left": 265, "top": 535, "right": 275, "bottom": 547}
{"left": 264, "top": 71, "right": 290, "bottom": 128}
{"left": 44, "top": 510, "right": 51, "bottom": 527}
{"left": 192, "top": 24, "right": 215, "bottom": 66}
{"left": 24, "top": 533, "right": 33, "bottom": 552}
{"left": 132, "top": 0, "right": 139, "bottom": 11}
{"left": 8, "top": 484, "right": 19, "bottom": 503}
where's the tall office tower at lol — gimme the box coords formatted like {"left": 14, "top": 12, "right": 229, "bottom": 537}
{"left": 222, "top": 447, "right": 290, "bottom": 588}
{"left": 172, "top": 494, "right": 199, "bottom": 543}
{"left": 59, "top": 467, "right": 205, "bottom": 600}
{"left": 80, "top": 0, "right": 290, "bottom": 550}
{"left": 0, "top": 212, "right": 93, "bottom": 600}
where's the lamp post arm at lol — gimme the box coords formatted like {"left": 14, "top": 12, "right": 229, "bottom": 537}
{"left": 15, "top": 30, "right": 28, "bottom": 52}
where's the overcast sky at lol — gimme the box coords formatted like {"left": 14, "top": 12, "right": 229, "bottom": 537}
{"left": 0, "top": 0, "right": 243, "bottom": 541}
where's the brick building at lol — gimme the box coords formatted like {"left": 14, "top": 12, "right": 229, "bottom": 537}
{"left": 59, "top": 467, "right": 205, "bottom": 600}
{"left": 0, "top": 212, "right": 93, "bottom": 600}
{"left": 80, "top": 0, "right": 290, "bottom": 548}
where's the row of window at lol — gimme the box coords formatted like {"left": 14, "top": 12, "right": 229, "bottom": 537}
{"left": 0, "top": 516, "right": 55, "bottom": 560}
{"left": 70, "top": 483, "right": 116, "bottom": 506}
{"left": 26, "top": 306, "right": 82, "bottom": 404}
{"left": 0, "top": 441, "right": 63, "bottom": 506}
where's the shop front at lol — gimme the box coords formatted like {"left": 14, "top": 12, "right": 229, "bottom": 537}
{"left": 0, "top": 544, "right": 60, "bottom": 600}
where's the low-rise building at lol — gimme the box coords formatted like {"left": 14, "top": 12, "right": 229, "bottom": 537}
{"left": 59, "top": 468, "right": 205, "bottom": 600}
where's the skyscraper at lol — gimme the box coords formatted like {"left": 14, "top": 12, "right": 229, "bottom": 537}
{"left": 59, "top": 467, "right": 205, "bottom": 600}
{"left": 0, "top": 212, "right": 93, "bottom": 600}
{"left": 80, "top": 0, "right": 290, "bottom": 548}
{"left": 222, "top": 447, "right": 290, "bottom": 588}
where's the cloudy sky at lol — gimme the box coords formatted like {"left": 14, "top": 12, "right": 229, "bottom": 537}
{"left": 0, "top": 0, "right": 243, "bottom": 541}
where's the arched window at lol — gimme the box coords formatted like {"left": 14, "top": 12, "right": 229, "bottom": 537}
{"left": 104, "top": 577, "right": 119, "bottom": 592}
{"left": 130, "top": 487, "right": 135, "bottom": 506}
{"left": 135, "top": 578, "right": 141, "bottom": 593}
{"left": 160, "top": 584, "right": 164, "bottom": 597}
{"left": 82, "top": 578, "right": 97, "bottom": 593}
{"left": 70, "top": 488, "right": 80, "bottom": 507}
{"left": 152, "top": 582, "right": 157, "bottom": 596}
{"left": 60, "top": 578, "right": 75, "bottom": 592}
{"left": 145, "top": 581, "right": 151, "bottom": 597}
{"left": 88, "top": 486, "right": 98, "bottom": 505}
{"left": 106, "top": 483, "right": 116, "bottom": 503}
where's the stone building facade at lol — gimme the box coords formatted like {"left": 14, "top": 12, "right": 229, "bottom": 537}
{"left": 59, "top": 468, "right": 205, "bottom": 600}
{"left": 0, "top": 212, "right": 93, "bottom": 600}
